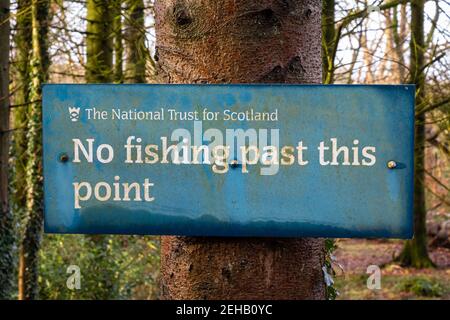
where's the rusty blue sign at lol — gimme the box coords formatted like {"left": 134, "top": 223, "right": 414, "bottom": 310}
{"left": 43, "top": 84, "right": 415, "bottom": 238}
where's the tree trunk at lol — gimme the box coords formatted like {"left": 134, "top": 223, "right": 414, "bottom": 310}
{"left": 0, "top": 0, "right": 13, "bottom": 300}
{"left": 392, "top": 5, "right": 406, "bottom": 82}
{"left": 113, "top": 0, "right": 124, "bottom": 83}
{"left": 12, "top": 0, "right": 32, "bottom": 220}
{"left": 14, "top": 0, "right": 32, "bottom": 298}
{"left": 86, "top": 0, "right": 113, "bottom": 82}
{"left": 155, "top": 0, "right": 326, "bottom": 299}
{"left": 18, "top": 0, "right": 50, "bottom": 300}
{"left": 124, "top": 0, "right": 146, "bottom": 82}
{"left": 361, "top": 20, "right": 374, "bottom": 83}
{"left": 397, "top": 0, "right": 434, "bottom": 268}
{"left": 322, "top": 0, "right": 334, "bottom": 83}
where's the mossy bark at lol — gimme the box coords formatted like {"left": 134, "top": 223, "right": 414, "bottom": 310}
{"left": 321, "top": 0, "right": 334, "bottom": 84}
{"left": 86, "top": 0, "right": 113, "bottom": 82}
{"left": 396, "top": 0, "right": 434, "bottom": 269}
{"left": 11, "top": 0, "right": 32, "bottom": 218}
{"left": 18, "top": 0, "right": 50, "bottom": 300}
{"left": 124, "top": 0, "right": 146, "bottom": 82}
{"left": 14, "top": 0, "right": 33, "bottom": 300}
{"left": 113, "top": 0, "right": 124, "bottom": 83}
{"left": 156, "top": 0, "right": 326, "bottom": 299}
{"left": 0, "top": 0, "right": 13, "bottom": 300}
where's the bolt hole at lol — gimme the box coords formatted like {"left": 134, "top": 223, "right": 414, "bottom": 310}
{"left": 59, "top": 153, "right": 69, "bottom": 163}
{"left": 230, "top": 160, "right": 241, "bottom": 169}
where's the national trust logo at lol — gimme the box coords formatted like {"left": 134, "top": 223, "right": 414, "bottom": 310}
{"left": 68, "top": 107, "right": 81, "bottom": 122}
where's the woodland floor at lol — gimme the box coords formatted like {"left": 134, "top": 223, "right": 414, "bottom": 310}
{"left": 334, "top": 239, "right": 450, "bottom": 300}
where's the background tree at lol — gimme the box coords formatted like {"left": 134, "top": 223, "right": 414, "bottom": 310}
{"left": 12, "top": 0, "right": 32, "bottom": 299}
{"left": 124, "top": 0, "right": 146, "bottom": 82}
{"left": 113, "top": 0, "right": 124, "bottom": 83}
{"left": 0, "top": 0, "right": 13, "bottom": 300}
{"left": 396, "top": 0, "right": 434, "bottom": 268}
{"left": 156, "top": 0, "right": 326, "bottom": 299}
{"left": 322, "top": 0, "right": 335, "bottom": 83}
{"left": 11, "top": 0, "right": 32, "bottom": 221}
{"left": 86, "top": 0, "right": 113, "bottom": 82}
{"left": 18, "top": 0, "right": 51, "bottom": 299}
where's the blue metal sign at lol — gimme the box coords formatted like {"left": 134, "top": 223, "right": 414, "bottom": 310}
{"left": 43, "top": 84, "right": 414, "bottom": 238}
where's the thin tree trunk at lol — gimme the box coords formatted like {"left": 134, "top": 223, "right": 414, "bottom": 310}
{"left": 396, "top": 0, "right": 434, "bottom": 268}
{"left": 322, "top": 0, "right": 334, "bottom": 83}
{"left": 392, "top": 4, "right": 406, "bottom": 82}
{"left": 12, "top": 0, "right": 32, "bottom": 218}
{"left": 0, "top": 0, "right": 13, "bottom": 300}
{"left": 346, "top": 29, "right": 362, "bottom": 84}
{"left": 86, "top": 0, "right": 113, "bottom": 82}
{"left": 156, "top": 0, "right": 326, "bottom": 299}
{"left": 14, "top": 0, "right": 32, "bottom": 298}
{"left": 19, "top": 0, "right": 50, "bottom": 300}
{"left": 378, "top": 11, "right": 394, "bottom": 82}
{"left": 385, "top": 9, "right": 400, "bottom": 83}
{"left": 361, "top": 21, "right": 374, "bottom": 83}
{"left": 124, "top": 0, "right": 146, "bottom": 83}
{"left": 113, "top": 0, "right": 124, "bottom": 83}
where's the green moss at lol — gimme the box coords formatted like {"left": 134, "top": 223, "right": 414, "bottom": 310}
{"left": 397, "top": 277, "right": 443, "bottom": 297}
{"left": 38, "top": 234, "right": 160, "bottom": 299}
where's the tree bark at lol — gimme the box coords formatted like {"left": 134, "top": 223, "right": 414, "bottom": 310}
{"left": 0, "top": 0, "right": 13, "bottom": 300}
{"left": 397, "top": 0, "right": 434, "bottom": 268}
{"left": 113, "top": 0, "right": 124, "bottom": 83}
{"left": 86, "top": 0, "right": 113, "bottom": 82}
{"left": 19, "top": 0, "right": 50, "bottom": 300}
{"left": 322, "top": 0, "right": 334, "bottom": 83}
{"left": 361, "top": 20, "right": 374, "bottom": 84}
{"left": 392, "top": 4, "right": 406, "bottom": 82}
{"left": 124, "top": 0, "right": 146, "bottom": 82}
{"left": 155, "top": 0, "right": 326, "bottom": 299}
{"left": 14, "top": 0, "right": 32, "bottom": 299}
{"left": 12, "top": 0, "right": 32, "bottom": 218}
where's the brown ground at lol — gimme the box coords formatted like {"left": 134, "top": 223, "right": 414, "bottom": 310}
{"left": 333, "top": 239, "right": 450, "bottom": 300}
